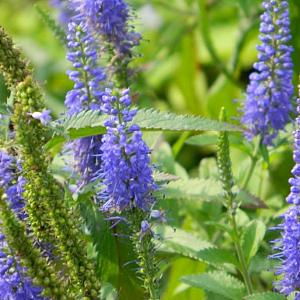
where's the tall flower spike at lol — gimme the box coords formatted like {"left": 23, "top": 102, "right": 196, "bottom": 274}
{"left": 273, "top": 89, "right": 300, "bottom": 297}
{"left": 0, "top": 151, "right": 44, "bottom": 299}
{"left": 241, "top": 0, "right": 294, "bottom": 145}
{"left": 65, "top": 13, "right": 106, "bottom": 184}
{"left": 97, "top": 89, "right": 156, "bottom": 212}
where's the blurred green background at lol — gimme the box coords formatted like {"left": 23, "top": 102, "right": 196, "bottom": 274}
{"left": 1, "top": 1, "right": 300, "bottom": 298}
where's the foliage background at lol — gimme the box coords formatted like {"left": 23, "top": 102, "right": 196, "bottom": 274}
{"left": 1, "top": 0, "right": 300, "bottom": 299}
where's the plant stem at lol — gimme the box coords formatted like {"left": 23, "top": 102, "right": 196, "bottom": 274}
{"left": 242, "top": 140, "right": 260, "bottom": 190}
{"left": 230, "top": 210, "right": 253, "bottom": 295}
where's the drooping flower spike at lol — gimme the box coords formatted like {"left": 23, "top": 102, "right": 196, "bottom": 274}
{"left": 242, "top": 0, "right": 294, "bottom": 145}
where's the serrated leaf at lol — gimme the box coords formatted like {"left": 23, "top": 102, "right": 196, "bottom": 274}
{"left": 241, "top": 220, "right": 266, "bottom": 265}
{"left": 133, "top": 109, "right": 242, "bottom": 132}
{"left": 181, "top": 271, "right": 246, "bottom": 300}
{"left": 156, "top": 225, "right": 213, "bottom": 257}
{"left": 195, "top": 247, "right": 239, "bottom": 267}
{"left": 46, "top": 109, "right": 243, "bottom": 150}
{"left": 158, "top": 178, "right": 222, "bottom": 201}
{"left": 245, "top": 292, "right": 285, "bottom": 300}
{"left": 158, "top": 179, "right": 266, "bottom": 209}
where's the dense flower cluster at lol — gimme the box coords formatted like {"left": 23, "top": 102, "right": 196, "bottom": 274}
{"left": 97, "top": 89, "right": 156, "bottom": 212}
{"left": 73, "top": 0, "right": 140, "bottom": 55}
{"left": 0, "top": 151, "right": 44, "bottom": 299}
{"left": 65, "top": 17, "right": 105, "bottom": 115}
{"left": 65, "top": 13, "right": 106, "bottom": 184}
{"left": 241, "top": 0, "right": 294, "bottom": 145}
{"left": 273, "top": 98, "right": 300, "bottom": 298}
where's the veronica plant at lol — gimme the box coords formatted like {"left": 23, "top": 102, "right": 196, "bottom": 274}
{"left": 273, "top": 92, "right": 300, "bottom": 298}
{"left": 65, "top": 10, "right": 106, "bottom": 185}
{"left": 242, "top": 0, "right": 294, "bottom": 145}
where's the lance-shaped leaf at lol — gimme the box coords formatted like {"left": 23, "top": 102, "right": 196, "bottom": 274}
{"left": 181, "top": 271, "right": 246, "bottom": 300}
{"left": 46, "top": 109, "right": 243, "bottom": 150}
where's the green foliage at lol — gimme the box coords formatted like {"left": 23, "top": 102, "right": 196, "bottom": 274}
{"left": 241, "top": 220, "right": 266, "bottom": 265}
{"left": 158, "top": 178, "right": 223, "bottom": 201}
{"left": 244, "top": 292, "right": 286, "bottom": 300}
{"left": 78, "top": 193, "right": 119, "bottom": 285}
{"left": 181, "top": 271, "right": 246, "bottom": 300}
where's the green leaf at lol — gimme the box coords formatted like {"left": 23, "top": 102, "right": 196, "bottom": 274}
{"left": 133, "top": 109, "right": 242, "bottom": 132}
{"left": 158, "top": 179, "right": 266, "bottom": 210}
{"left": 46, "top": 109, "right": 243, "bottom": 150}
{"left": 158, "top": 178, "right": 223, "bottom": 201}
{"left": 181, "top": 271, "right": 246, "bottom": 300}
{"left": 78, "top": 193, "right": 119, "bottom": 284}
{"left": 157, "top": 227, "right": 238, "bottom": 267}
{"left": 195, "top": 247, "right": 239, "bottom": 267}
{"left": 244, "top": 292, "right": 286, "bottom": 300}
{"left": 185, "top": 134, "right": 218, "bottom": 146}
{"left": 235, "top": 189, "right": 268, "bottom": 209}
{"left": 241, "top": 220, "right": 266, "bottom": 265}
{"left": 156, "top": 225, "right": 213, "bottom": 257}
{"left": 100, "top": 283, "right": 118, "bottom": 300}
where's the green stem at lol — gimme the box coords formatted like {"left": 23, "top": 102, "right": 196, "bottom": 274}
{"left": 230, "top": 213, "right": 253, "bottom": 295}
{"left": 242, "top": 140, "right": 260, "bottom": 190}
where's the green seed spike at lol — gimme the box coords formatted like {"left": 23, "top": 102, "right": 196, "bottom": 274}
{"left": 217, "top": 107, "right": 235, "bottom": 205}
{"left": 0, "top": 26, "right": 101, "bottom": 297}
{"left": 0, "top": 191, "right": 69, "bottom": 299}
{"left": 0, "top": 26, "right": 30, "bottom": 87}
{"left": 13, "top": 76, "right": 101, "bottom": 298}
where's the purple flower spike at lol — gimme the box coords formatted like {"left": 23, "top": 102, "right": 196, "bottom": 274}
{"left": 65, "top": 13, "right": 106, "bottom": 185}
{"left": 242, "top": 0, "right": 294, "bottom": 145}
{"left": 97, "top": 89, "right": 157, "bottom": 212}
{"left": 273, "top": 97, "right": 300, "bottom": 297}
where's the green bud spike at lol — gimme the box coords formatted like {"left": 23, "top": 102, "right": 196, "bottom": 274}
{"left": 0, "top": 27, "right": 101, "bottom": 297}
{"left": 128, "top": 210, "right": 160, "bottom": 300}
{"left": 217, "top": 107, "right": 235, "bottom": 205}
{"left": 0, "top": 26, "right": 30, "bottom": 87}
